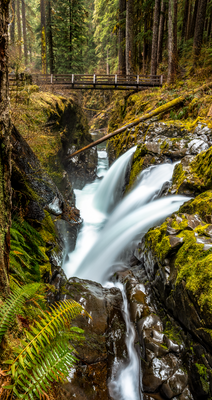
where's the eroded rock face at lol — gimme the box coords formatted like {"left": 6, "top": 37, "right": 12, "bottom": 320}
{"left": 51, "top": 277, "right": 127, "bottom": 400}
{"left": 11, "top": 125, "right": 81, "bottom": 277}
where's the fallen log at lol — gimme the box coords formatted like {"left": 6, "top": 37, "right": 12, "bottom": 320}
{"left": 66, "top": 81, "right": 212, "bottom": 160}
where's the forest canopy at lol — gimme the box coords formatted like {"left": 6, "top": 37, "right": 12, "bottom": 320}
{"left": 9, "top": 0, "right": 212, "bottom": 82}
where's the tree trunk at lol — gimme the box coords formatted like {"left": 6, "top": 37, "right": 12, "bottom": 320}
{"left": 181, "top": 0, "right": 189, "bottom": 42}
{"left": 106, "top": 48, "right": 110, "bottom": 74}
{"left": 151, "top": 0, "right": 161, "bottom": 75}
{"left": 167, "top": 0, "right": 178, "bottom": 84}
{"left": 40, "top": 0, "right": 47, "bottom": 74}
{"left": 118, "top": 0, "right": 126, "bottom": 75}
{"left": 0, "top": 0, "right": 12, "bottom": 296}
{"left": 10, "top": 0, "right": 15, "bottom": 44}
{"left": 47, "top": 0, "right": 54, "bottom": 73}
{"left": 21, "top": 0, "right": 28, "bottom": 65}
{"left": 17, "top": 0, "right": 22, "bottom": 59}
{"left": 126, "top": 0, "right": 134, "bottom": 75}
{"left": 143, "top": 16, "right": 148, "bottom": 74}
{"left": 193, "top": 0, "right": 207, "bottom": 64}
{"left": 69, "top": 0, "right": 72, "bottom": 70}
{"left": 189, "top": 0, "right": 199, "bottom": 38}
{"left": 157, "top": 0, "right": 166, "bottom": 64}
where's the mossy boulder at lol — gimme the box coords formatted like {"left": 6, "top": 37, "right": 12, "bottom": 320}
{"left": 141, "top": 202, "right": 212, "bottom": 351}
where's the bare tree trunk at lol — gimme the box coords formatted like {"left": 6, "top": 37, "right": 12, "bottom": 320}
{"left": 181, "top": 0, "right": 189, "bottom": 41}
{"left": 10, "top": 0, "right": 15, "bottom": 43}
{"left": 193, "top": 0, "right": 207, "bottom": 64}
{"left": 17, "top": 0, "right": 22, "bottom": 59}
{"left": 47, "top": 0, "right": 54, "bottom": 73}
{"left": 118, "top": 0, "right": 126, "bottom": 74}
{"left": 189, "top": 0, "right": 199, "bottom": 38}
{"left": 126, "top": 0, "right": 135, "bottom": 74}
{"left": 157, "top": 0, "right": 166, "bottom": 64}
{"left": 151, "top": 0, "right": 160, "bottom": 75}
{"left": 143, "top": 15, "right": 147, "bottom": 74}
{"left": 0, "top": 0, "right": 12, "bottom": 296}
{"left": 106, "top": 48, "right": 110, "bottom": 74}
{"left": 40, "top": 0, "right": 47, "bottom": 74}
{"left": 21, "top": 0, "right": 28, "bottom": 65}
{"left": 69, "top": 0, "right": 72, "bottom": 70}
{"left": 167, "top": 0, "right": 178, "bottom": 83}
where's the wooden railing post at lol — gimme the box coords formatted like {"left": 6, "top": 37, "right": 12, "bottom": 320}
{"left": 93, "top": 74, "right": 96, "bottom": 87}
{"left": 51, "top": 74, "right": 53, "bottom": 84}
{"left": 137, "top": 75, "right": 139, "bottom": 85}
{"left": 115, "top": 74, "right": 117, "bottom": 87}
{"left": 160, "top": 75, "right": 163, "bottom": 86}
{"left": 72, "top": 74, "right": 74, "bottom": 88}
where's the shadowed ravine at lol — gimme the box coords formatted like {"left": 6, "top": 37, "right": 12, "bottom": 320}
{"left": 64, "top": 146, "right": 188, "bottom": 400}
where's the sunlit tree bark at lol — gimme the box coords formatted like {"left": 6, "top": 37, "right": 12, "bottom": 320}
{"left": 10, "top": 0, "right": 15, "bottom": 44}
{"left": 17, "top": 0, "right": 22, "bottom": 59}
{"left": 118, "top": 0, "right": 126, "bottom": 74}
{"left": 151, "top": 0, "right": 160, "bottom": 75}
{"left": 126, "top": 0, "right": 135, "bottom": 74}
{"left": 47, "top": 0, "right": 54, "bottom": 73}
{"left": 0, "top": 0, "right": 12, "bottom": 296}
{"left": 40, "top": 0, "right": 47, "bottom": 74}
{"left": 168, "top": 0, "right": 178, "bottom": 83}
{"left": 21, "top": 0, "right": 28, "bottom": 65}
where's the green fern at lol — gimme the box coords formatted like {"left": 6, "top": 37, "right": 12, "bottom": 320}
{"left": 8, "top": 343, "right": 77, "bottom": 399}
{"left": 0, "top": 283, "right": 42, "bottom": 341}
{"left": 5, "top": 299, "right": 88, "bottom": 399}
{"left": 12, "top": 299, "right": 86, "bottom": 368}
{"left": 10, "top": 218, "right": 49, "bottom": 283}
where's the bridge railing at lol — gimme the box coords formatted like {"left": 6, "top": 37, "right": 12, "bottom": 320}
{"left": 9, "top": 73, "right": 163, "bottom": 89}
{"left": 32, "top": 73, "right": 163, "bottom": 87}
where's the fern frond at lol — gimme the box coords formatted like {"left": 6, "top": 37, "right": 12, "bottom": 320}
{"left": 15, "top": 342, "right": 77, "bottom": 399}
{"left": 13, "top": 300, "right": 87, "bottom": 366}
{"left": 0, "top": 283, "right": 42, "bottom": 341}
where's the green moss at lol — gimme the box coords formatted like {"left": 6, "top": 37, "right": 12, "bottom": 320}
{"left": 126, "top": 144, "right": 147, "bottom": 191}
{"left": 164, "top": 321, "right": 183, "bottom": 345}
{"left": 160, "top": 140, "right": 169, "bottom": 151}
{"left": 179, "top": 191, "right": 212, "bottom": 222}
{"left": 38, "top": 211, "right": 56, "bottom": 243}
{"left": 195, "top": 363, "right": 210, "bottom": 393}
{"left": 175, "top": 229, "right": 212, "bottom": 311}
{"left": 145, "top": 221, "right": 170, "bottom": 261}
{"left": 171, "top": 215, "right": 188, "bottom": 230}
{"left": 190, "top": 147, "right": 212, "bottom": 190}
{"left": 172, "top": 163, "right": 186, "bottom": 192}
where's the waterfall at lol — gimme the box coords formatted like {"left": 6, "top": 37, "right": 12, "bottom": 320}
{"left": 64, "top": 146, "right": 189, "bottom": 400}
{"left": 93, "top": 146, "right": 137, "bottom": 214}
{"left": 108, "top": 281, "right": 142, "bottom": 400}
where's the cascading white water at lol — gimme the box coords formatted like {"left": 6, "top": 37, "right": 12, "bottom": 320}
{"left": 64, "top": 146, "right": 189, "bottom": 400}
{"left": 108, "top": 281, "right": 142, "bottom": 400}
{"left": 93, "top": 146, "right": 137, "bottom": 214}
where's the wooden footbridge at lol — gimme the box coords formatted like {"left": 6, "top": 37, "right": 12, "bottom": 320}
{"left": 9, "top": 73, "right": 163, "bottom": 91}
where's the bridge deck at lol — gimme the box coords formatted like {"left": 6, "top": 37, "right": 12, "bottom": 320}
{"left": 9, "top": 73, "right": 163, "bottom": 90}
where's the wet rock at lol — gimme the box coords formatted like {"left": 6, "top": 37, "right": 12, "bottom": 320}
{"left": 55, "top": 278, "right": 127, "bottom": 399}
{"left": 161, "top": 369, "right": 188, "bottom": 398}
{"left": 169, "top": 235, "right": 184, "bottom": 250}
{"left": 138, "top": 314, "right": 163, "bottom": 334}
{"left": 179, "top": 386, "right": 194, "bottom": 400}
